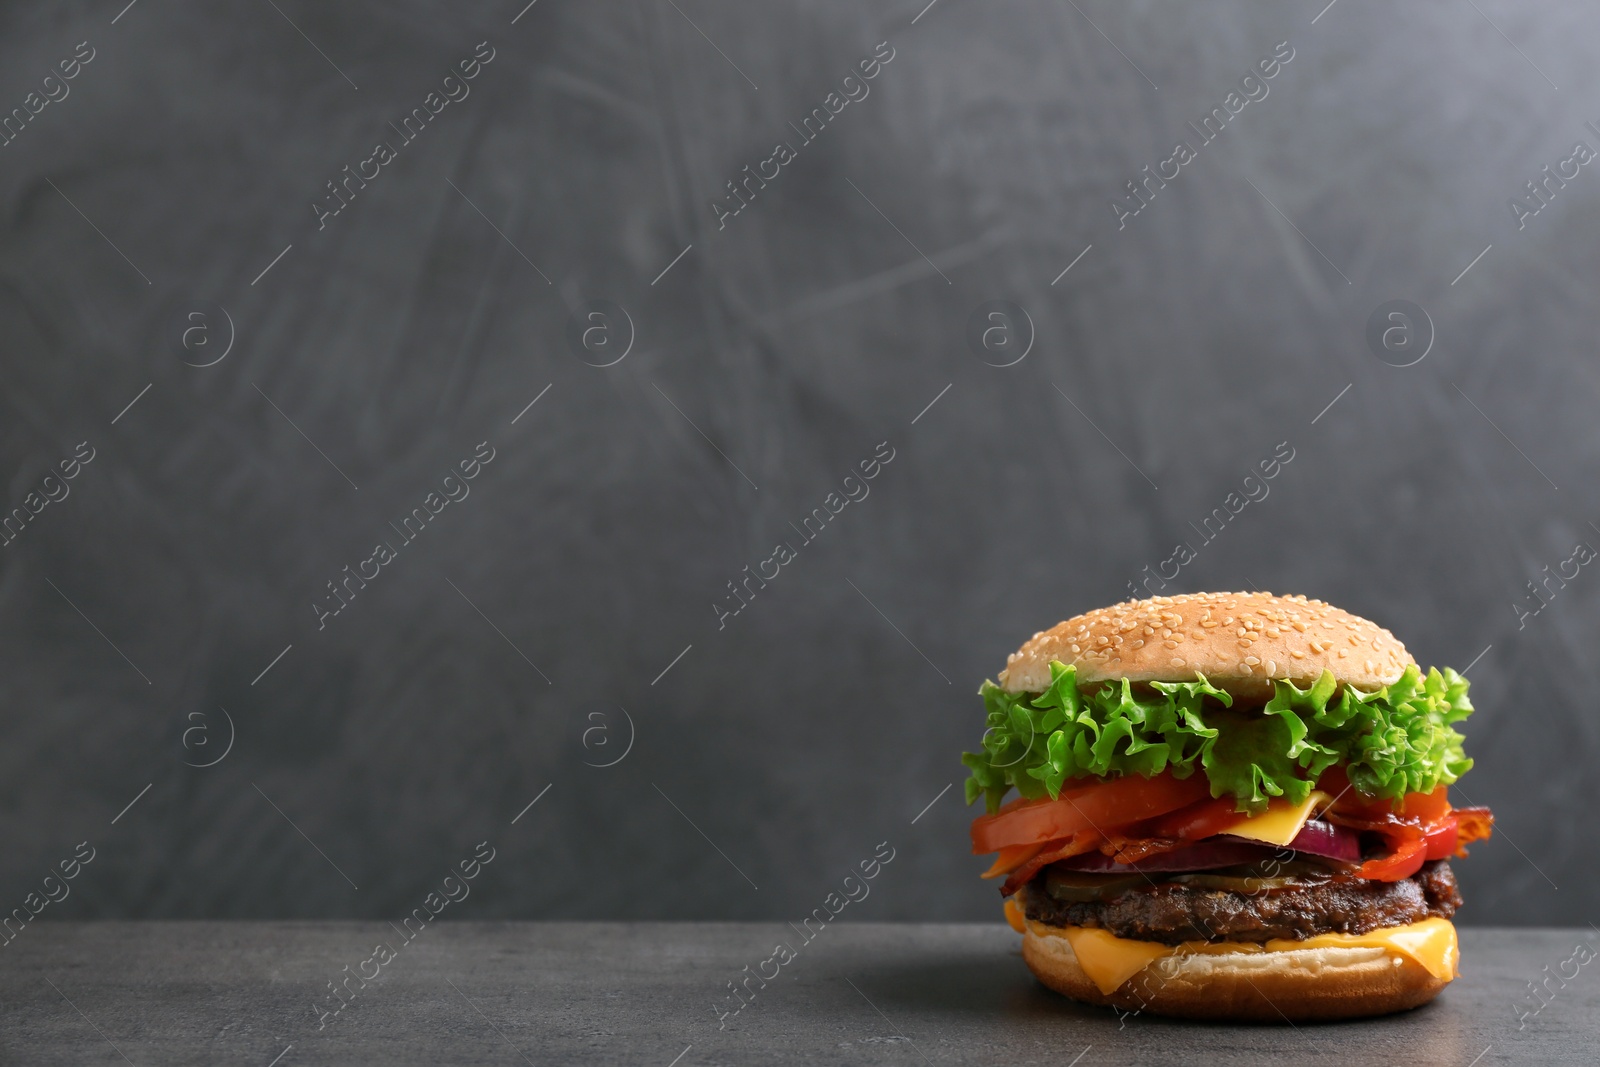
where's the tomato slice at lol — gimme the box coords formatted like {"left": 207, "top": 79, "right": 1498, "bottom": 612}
{"left": 969, "top": 773, "right": 1212, "bottom": 854}
{"left": 1315, "top": 767, "right": 1386, "bottom": 814}
{"left": 990, "top": 793, "right": 1038, "bottom": 818}
{"left": 1400, "top": 785, "right": 1452, "bottom": 825}
{"left": 1313, "top": 777, "right": 1447, "bottom": 881}
{"left": 1350, "top": 790, "right": 1476, "bottom": 880}
{"left": 1317, "top": 769, "right": 1452, "bottom": 819}
{"left": 1423, "top": 815, "right": 1459, "bottom": 860}
{"left": 1354, "top": 833, "right": 1427, "bottom": 881}
{"left": 1142, "top": 795, "right": 1242, "bottom": 841}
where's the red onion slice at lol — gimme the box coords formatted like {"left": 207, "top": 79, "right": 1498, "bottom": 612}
{"left": 1054, "top": 840, "right": 1277, "bottom": 873}
{"left": 1051, "top": 819, "right": 1361, "bottom": 873}
{"left": 1218, "top": 818, "right": 1361, "bottom": 862}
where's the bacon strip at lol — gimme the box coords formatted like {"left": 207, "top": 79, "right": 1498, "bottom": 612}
{"left": 999, "top": 832, "right": 1103, "bottom": 897}
{"left": 1097, "top": 832, "right": 1185, "bottom": 865}
{"left": 1452, "top": 806, "right": 1494, "bottom": 854}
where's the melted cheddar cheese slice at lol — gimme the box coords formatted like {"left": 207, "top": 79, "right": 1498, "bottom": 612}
{"left": 1219, "top": 790, "right": 1331, "bottom": 846}
{"left": 1043, "top": 917, "right": 1458, "bottom": 995}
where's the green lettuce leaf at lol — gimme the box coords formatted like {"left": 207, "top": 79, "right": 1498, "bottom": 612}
{"left": 961, "top": 661, "right": 1474, "bottom": 815}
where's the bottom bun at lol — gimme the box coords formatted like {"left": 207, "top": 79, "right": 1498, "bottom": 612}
{"left": 1022, "top": 923, "right": 1451, "bottom": 1022}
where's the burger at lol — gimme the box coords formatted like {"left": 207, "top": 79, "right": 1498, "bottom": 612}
{"left": 962, "top": 592, "right": 1493, "bottom": 1022}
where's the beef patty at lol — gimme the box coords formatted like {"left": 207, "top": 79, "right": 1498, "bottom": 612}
{"left": 1020, "top": 860, "right": 1461, "bottom": 944}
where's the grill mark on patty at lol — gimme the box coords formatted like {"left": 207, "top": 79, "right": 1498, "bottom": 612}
{"left": 1021, "top": 859, "right": 1462, "bottom": 945}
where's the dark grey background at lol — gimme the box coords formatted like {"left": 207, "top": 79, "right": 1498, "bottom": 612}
{"left": 1, "top": 0, "right": 1594, "bottom": 929}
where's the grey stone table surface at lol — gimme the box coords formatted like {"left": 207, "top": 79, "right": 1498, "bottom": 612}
{"left": 2, "top": 922, "right": 1595, "bottom": 1065}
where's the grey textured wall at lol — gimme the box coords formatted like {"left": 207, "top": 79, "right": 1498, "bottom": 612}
{"left": 1, "top": 0, "right": 1594, "bottom": 928}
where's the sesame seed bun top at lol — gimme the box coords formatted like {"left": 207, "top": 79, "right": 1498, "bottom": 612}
{"left": 996, "top": 591, "right": 1415, "bottom": 700}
